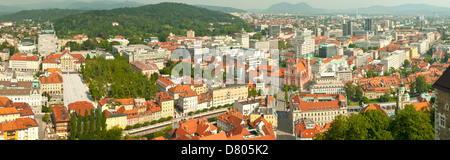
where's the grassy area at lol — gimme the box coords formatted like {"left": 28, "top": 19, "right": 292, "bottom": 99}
{"left": 348, "top": 101, "right": 360, "bottom": 106}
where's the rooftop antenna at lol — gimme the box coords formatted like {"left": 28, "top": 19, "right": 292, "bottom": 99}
{"left": 356, "top": 8, "right": 359, "bottom": 19}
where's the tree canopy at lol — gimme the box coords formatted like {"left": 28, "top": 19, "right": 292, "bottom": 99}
{"left": 53, "top": 2, "right": 253, "bottom": 41}
{"left": 82, "top": 54, "right": 158, "bottom": 100}
{"left": 316, "top": 105, "right": 434, "bottom": 140}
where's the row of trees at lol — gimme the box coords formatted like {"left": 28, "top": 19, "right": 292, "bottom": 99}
{"left": 69, "top": 108, "right": 123, "bottom": 140}
{"left": 315, "top": 105, "right": 434, "bottom": 140}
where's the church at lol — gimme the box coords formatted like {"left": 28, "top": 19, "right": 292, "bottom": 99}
{"left": 42, "top": 48, "right": 86, "bottom": 72}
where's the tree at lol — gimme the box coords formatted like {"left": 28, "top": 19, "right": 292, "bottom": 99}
{"left": 366, "top": 70, "right": 377, "bottom": 78}
{"left": 403, "top": 59, "right": 410, "bottom": 67}
{"left": 344, "top": 113, "right": 371, "bottom": 140}
{"left": 410, "top": 81, "right": 416, "bottom": 94}
{"left": 415, "top": 75, "right": 428, "bottom": 94}
{"left": 70, "top": 112, "right": 77, "bottom": 140}
{"left": 96, "top": 108, "right": 102, "bottom": 133}
{"left": 390, "top": 104, "right": 434, "bottom": 140}
{"left": 362, "top": 96, "right": 370, "bottom": 104}
{"left": 98, "top": 126, "right": 123, "bottom": 140}
{"left": 360, "top": 110, "right": 393, "bottom": 140}
{"left": 355, "top": 85, "right": 363, "bottom": 102}
{"left": 83, "top": 109, "right": 89, "bottom": 135}
{"left": 348, "top": 43, "right": 357, "bottom": 48}
{"left": 76, "top": 111, "right": 82, "bottom": 137}
{"left": 379, "top": 91, "right": 391, "bottom": 102}
{"left": 89, "top": 109, "right": 95, "bottom": 134}
{"left": 318, "top": 115, "right": 348, "bottom": 140}
{"left": 42, "top": 114, "right": 51, "bottom": 123}
{"left": 344, "top": 82, "right": 355, "bottom": 101}
{"left": 101, "top": 110, "right": 107, "bottom": 131}
{"left": 389, "top": 67, "right": 397, "bottom": 75}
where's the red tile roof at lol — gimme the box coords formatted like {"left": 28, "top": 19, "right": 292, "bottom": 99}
{"left": 42, "top": 53, "right": 85, "bottom": 64}
{"left": 13, "top": 102, "right": 34, "bottom": 117}
{"left": 361, "top": 103, "right": 389, "bottom": 117}
{"left": 290, "top": 94, "right": 346, "bottom": 111}
{"left": 52, "top": 104, "right": 70, "bottom": 122}
{"left": 68, "top": 101, "right": 95, "bottom": 117}
{"left": 40, "top": 72, "right": 63, "bottom": 84}
{"left": 10, "top": 53, "right": 39, "bottom": 61}
{"left": 0, "top": 97, "right": 13, "bottom": 108}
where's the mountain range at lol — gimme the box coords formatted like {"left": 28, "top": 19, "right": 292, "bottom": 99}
{"left": 253, "top": 2, "right": 450, "bottom": 15}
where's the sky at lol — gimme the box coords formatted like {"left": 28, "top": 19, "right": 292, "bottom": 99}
{"left": 1, "top": 0, "right": 449, "bottom": 10}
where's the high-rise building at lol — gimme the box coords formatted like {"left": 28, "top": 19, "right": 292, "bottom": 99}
{"left": 269, "top": 25, "right": 281, "bottom": 37}
{"left": 291, "top": 28, "right": 315, "bottom": 57}
{"left": 343, "top": 20, "right": 353, "bottom": 36}
{"left": 318, "top": 43, "right": 342, "bottom": 58}
{"left": 236, "top": 29, "right": 249, "bottom": 48}
{"left": 365, "top": 19, "right": 373, "bottom": 31}
{"left": 38, "top": 22, "right": 57, "bottom": 56}
{"left": 314, "top": 27, "right": 322, "bottom": 37}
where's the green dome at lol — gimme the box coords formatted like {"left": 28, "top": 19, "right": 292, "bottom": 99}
{"left": 402, "top": 93, "right": 410, "bottom": 98}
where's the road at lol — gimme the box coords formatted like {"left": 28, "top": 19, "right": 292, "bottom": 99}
{"left": 62, "top": 73, "right": 94, "bottom": 107}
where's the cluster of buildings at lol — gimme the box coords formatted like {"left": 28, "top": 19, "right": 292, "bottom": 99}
{"left": 228, "top": 13, "right": 450, "bottom": 139}
{"left": 0, "top": 97, "right": 38, "bottom": 140}
{"left": 157, "top": 109, "right": 275, "bottom": 140}
{"left": 2, "top": 9, "right": 450, "bottom": 140}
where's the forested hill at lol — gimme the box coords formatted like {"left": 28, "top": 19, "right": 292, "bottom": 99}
{"left": 53, "top": 2, "right": 253, "bottom": 41}
{"left": 0, "top": 9, "right": 86, "bottom": 23}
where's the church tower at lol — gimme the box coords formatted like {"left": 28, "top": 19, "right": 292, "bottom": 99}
{"left": 398, "top": 81, "right": 410, "bottom": 110}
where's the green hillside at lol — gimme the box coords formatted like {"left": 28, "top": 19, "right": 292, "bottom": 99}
{"left": 0, "top": 8, "right": 86, "bottom": 23}
{"left": 53, "top": 2, "right": 253, "bottom": 41}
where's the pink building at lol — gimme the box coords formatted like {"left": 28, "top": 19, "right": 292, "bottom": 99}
{"left": 284, "top": 58, "right": 313, "bottom": 91}
{"left": 130, "top": 61, "right": 159, "bottom": 77}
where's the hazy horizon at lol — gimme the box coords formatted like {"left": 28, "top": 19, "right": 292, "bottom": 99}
{"left": 1, "top": 0, "right": 449, "bottom": 10}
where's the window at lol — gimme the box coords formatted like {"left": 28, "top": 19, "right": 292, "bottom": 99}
{"left": 440, "top": 114, "right": 446, "bottom": 128}
{"left": 445, "top": 104, "right": 449, "bottom": 110}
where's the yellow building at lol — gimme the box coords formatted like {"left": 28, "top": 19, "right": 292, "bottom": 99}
{"left": 0, "top": 117, "right": 39, "bottom": 140}
{"left": 363, "top": 87, "right": 391, "bottom": 99}
{"left": 105, "top": 111, "right": 127, "bottom": 130}
{"left": 156, "top": 92, "right": 174, "bottom": 118}
{"left": 39, "top": 72, "right": 63, "bottom": 94}
{"left": 192, "top": 83, "right": 207, "bottom": 95}
{"left": 250, "top": 114, "right": 278, "bottom": 128}
{"left": 210, "top": 84, "right": 248, "bottom": 107}
{"left": 0, "top": 107, "right": 20, "bottom": 123}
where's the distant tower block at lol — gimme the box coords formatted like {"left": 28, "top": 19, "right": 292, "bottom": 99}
{"left": 187, "top": 30, "right": 195, "bottom": 38}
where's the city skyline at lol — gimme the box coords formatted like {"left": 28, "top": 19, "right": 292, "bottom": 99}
{"left": 2, "top": 0, "right": 450, "bottom": 10}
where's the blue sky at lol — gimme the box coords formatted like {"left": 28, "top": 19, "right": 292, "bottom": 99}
{"left": 2, "top": 0, "right": 449, "bottom": 10}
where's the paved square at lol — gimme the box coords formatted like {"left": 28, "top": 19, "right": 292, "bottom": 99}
{"left": 62, "top": 73, "right": 94, "bottom": 107}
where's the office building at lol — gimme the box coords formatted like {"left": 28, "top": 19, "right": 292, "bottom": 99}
{"left": 291, "top": 28, "right": 315, "bottom": 57}
{"left": 269, "top": 25, "right": 281, "bottom": 37}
